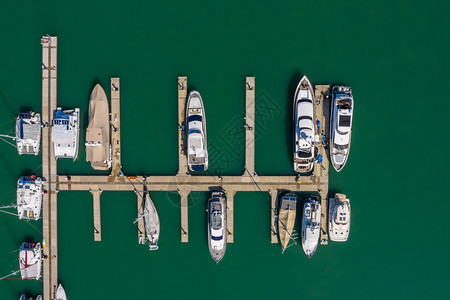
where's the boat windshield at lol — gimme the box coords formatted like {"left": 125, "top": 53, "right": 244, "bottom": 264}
{"left": 338, "top": 115, "right": 351, "bottom": 127}
{"left": 211, "top": 211, "right": 222, "bottom": 229}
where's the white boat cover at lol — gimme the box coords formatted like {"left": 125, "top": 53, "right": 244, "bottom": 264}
{"left": 86, "top": 84, "right": 110, "bottom": 170}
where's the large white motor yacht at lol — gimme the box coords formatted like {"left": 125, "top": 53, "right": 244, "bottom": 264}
{"left": 16, "top": 112, "right": 41, "bottom": 155}
{"left": 293, "top": 75, "right": 315, "bottom": 173}
{"left": 330, "top": 86, "right": 353, "bottom": 172}
{"left": 86, "top": 84, "right": 111, "bottom": 170}
{"left": 17, "top": 176, "right": 43, "bottom": 220}
{"left": 328, "top": 193, "right": 351, "bottom": 242}
{"left": 186, "top": 90, "right": 208, "bottom": 172}
{"left": 208, "top": 191, "right": 227, "bottom": 263}
{"left": 301, "top": 197, "right": 321, "bottom": 258}
{"left": 19, "top": 242, "right": 42, "bottom": 280}
{"left": 51, "top": 107, "right": 80, "bottom": 160}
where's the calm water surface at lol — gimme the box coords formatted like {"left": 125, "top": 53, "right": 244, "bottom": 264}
{"left": 1, "top": 0, "right": 449, "bottom": 299}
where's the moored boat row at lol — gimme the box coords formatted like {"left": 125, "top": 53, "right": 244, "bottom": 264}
{"left": 293, "top": 76, "right": 354, "bottom": 173}
{"left": 276, "top": 192, "right": 351, "bottom": 257}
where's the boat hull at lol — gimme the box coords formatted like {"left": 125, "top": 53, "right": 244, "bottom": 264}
{"left": 328, "top": 193, "right": 351, "bottom": 242}
{"left": 186, "top": 90, "right": 208, "bottom": 172}
{"left": 143, "top": 192, "right": 160, "bottom": 250}
{"left": 301, "top": 199, "right": 321, "bottom": 258}
{"left": 293, "top": 76, "right": 315, "bottom": 173}
{"left": 208, "top": 192, "right": 227, "bottom": 263}
{"left": 330, "top": 86, "right": 353, "bottom": 172}
{"left": 56, "top": 284, "right": 67, "bottom": 300}
{"left": 86, "top": 84, "right": 111, "bottom": 170}
{"left": 277, "top": 193, "right": 297, "bottom": 253}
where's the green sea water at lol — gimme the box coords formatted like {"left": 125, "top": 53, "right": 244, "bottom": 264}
{"left": 1, "top": 0, "right": 450, "bottom": 299}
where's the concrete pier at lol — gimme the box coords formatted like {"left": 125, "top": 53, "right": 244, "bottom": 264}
{"left": 179, "top": 189, "right": 189, "bottom": 242}
{"left": 244, "top": 77, "right": 255, "bottom": 176}
{"left": 41, "top": 35, "right": 58, "bottom": 300}
{"left": 92, "top": 190, "right": 102, "bottom": 241}
{"left": 110, "top": 77, "right": 123, "bottom": 180}
{"left": 177, "top": 76, "right": 188, "bottom": 175}
{"left": 226, "top": 190, "right": 235, "bottom": 243}
{"left": 313, "top": 85, "right": 331, "bottom": 245}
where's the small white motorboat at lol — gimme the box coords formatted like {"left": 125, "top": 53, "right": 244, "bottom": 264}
{"left": 301, "top": 197, "right": 321, "bottom": 258}
{"left": 328, "top": 193, "right": 351, "bottom": 242}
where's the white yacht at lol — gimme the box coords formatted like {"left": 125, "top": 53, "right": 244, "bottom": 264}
{"left": 329, "top": 193, "right": 351, "bottom": 242}
{"left": 277, "top": 193, "right": 297, "bottom": 253}
{"left": 208, "top": 191, "right": 226, "bottom": 263}
{"left": 56, "top": 284, "right": 67, "bottom": 300}
{"left": 140, "top": 192, "right": 160, "bottom": 250}
{"left": 330, "top": 86, "right": 353, "bottom": 172}
{"left": 301, "top": 197, "right": 321, "bottom": 258}
{"left": 51, "top": 108, "right": 80, "bottom": 160}
{"left": 186, "top": 90, "right": 208, "bottom": 172}
{"left": 16, "top": 112, "right": 41, "bottom": 155}
{"left": 86, "top": 84, "right": 111, "bottom": 170}
{"left": 19, "top": 242, "right": 42, "bottom": 280}
{"left": 293, "top": 76, "right": 315, "bottom": 173}
{"left": 17, "top": 176, "right": 43, "bottom": 220}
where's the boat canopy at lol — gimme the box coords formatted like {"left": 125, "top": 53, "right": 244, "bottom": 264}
{"left": 188, "top": 115, "right": 202, "bottom": 122}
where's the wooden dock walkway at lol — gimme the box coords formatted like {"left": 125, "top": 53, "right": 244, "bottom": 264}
{"left": 270, "top": 190, "right": 278, "bottom": 243}
{"left": 226, "top": 190, "right": 235, "bottom": 243}
{"left": 179, "top": 189, "right": 189, "bottom": 242}
{"left": 41, "top": 35, "right": 59, "bottom": 300}
{"left": 136, "top": 189, "right": 145, "bottom": 243}
{"left": 244, "top": 77, "right": 255, "bottom": 176}
{"left": 177, "top": 76, "right": 188, "bottom": 175}
{"left": 92, "top": 189, "right": 102, "bottom": 241}
{"left": 110, "top": 77, "right": 123, "bottom": 180}
{"left": 313, "top": 85, "right": 331, "bottom": 245}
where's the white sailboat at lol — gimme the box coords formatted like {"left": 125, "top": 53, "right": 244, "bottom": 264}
{"left": 328, "top": 193, "right": 351, "bottom": 242}
{"left": 51, "top": 107, "right": 80, "bottom": 160}
{"left": 293, "top": 75, "right": 315, "bottom": 173}
{"left": 16, "top": 112, "right": 41, "bottom": 155}
{"left": 19, "top": 242, "right": 42, "bottom": 280}
{"left": 301, "top": 197, "right": 321, "bottom": 258}
{"left": 186, "top": 90, "right": 208, "bottom": 172}
{"left": 330, "top": 86, "right": 354, "bottom": 172}
{"left": 17, "top": 176, "right": 43, "bottom": 220}
{"left": 137, "top": 192, "right": 160, "bottom": 250}
{"left": 56, "top": 284, "right": 67, "bottom": 300}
